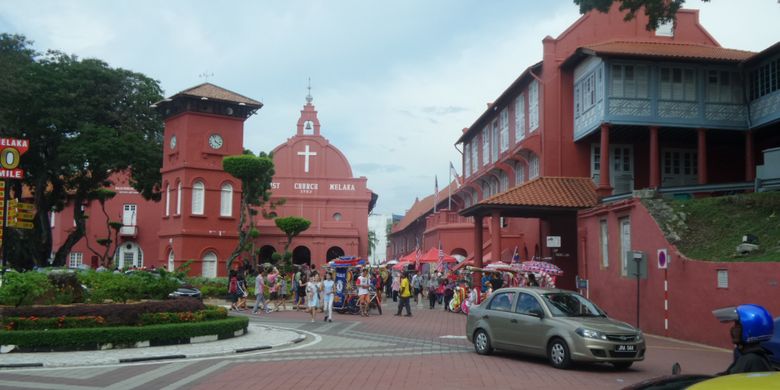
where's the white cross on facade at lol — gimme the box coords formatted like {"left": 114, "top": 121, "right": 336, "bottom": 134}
{"left": 297, "top": 144, "right": 317, "bottom": 173}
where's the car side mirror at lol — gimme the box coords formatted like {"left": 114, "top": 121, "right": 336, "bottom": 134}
{"left": 529, "top": 308, "right": 544, "bottom": 318}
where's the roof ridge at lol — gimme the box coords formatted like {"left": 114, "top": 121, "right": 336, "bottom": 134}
{"left": 589, "top": 39, "right": 756, "bottom": 54}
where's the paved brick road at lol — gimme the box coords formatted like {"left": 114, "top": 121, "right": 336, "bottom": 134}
{"left": 0, "top": 301, "right": 732, "bottom": 390}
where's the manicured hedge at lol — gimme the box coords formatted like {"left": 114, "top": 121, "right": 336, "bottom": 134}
{"left": 0, "top": 298, "right": 205, "bottom": 325}
{"left": 0, "top": 316, "right": 249, "bottom": 351}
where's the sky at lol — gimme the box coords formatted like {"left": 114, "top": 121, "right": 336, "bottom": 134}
{"left": 1, "top": 0, "right": 778, "bottom": 217}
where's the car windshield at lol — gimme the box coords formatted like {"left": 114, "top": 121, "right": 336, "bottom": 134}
{"left": 541, "top": 292, "right": 605, "bottom": 317}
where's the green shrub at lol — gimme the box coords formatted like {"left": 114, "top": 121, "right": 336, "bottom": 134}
{"left": 78, "top": 270, "right": 180, "bottom": 303}
{"left": 0, "top": 317, "right": 249, "bottom": 350}
{"left": 0, "top": 271, "right": 50, "bottom": 307}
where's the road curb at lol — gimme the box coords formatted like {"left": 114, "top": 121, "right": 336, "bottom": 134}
{"left": 0, "top": 324, "right": 307, "bottom": 369}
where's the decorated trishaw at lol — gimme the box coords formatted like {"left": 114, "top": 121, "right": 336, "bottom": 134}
{"left": 322, "top": 257, "right": 382, "bottom": 315}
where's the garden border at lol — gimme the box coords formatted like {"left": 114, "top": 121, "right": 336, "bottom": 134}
{"left": 0, "top": 316, "right": 249, "bottom": 353}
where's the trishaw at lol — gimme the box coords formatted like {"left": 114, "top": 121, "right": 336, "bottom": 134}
{"left": 322, "top": 257, "right": 382, "bottom": 315}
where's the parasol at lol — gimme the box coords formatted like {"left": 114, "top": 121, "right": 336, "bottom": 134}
{"left": 515, "top": 260, "right": 563, "bottom": 276}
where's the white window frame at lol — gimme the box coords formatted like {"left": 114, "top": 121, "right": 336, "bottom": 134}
{"left": 528, "top": 154, "right": 540, "bottom": 179}
{"left": 600, "top": 220, "right": 609, "bottom": 268}
{"left": 202, "top": 251, "right": 218, "bottom": 278}
{"left": 168, "top": 250, "right": 175, "bottom": 272}
{"left": 192, "top": 181, "right": 205, "bottom": 215}
{"left": 706, "top": 70, "right": 742, "bottom": 104}
{"left": 491, "top": 120, "right": 499, "bottom": 163}
{"left": 68, "top": 252, "right": 83, "bottom": 268}
{"left": 529, "top": 80, "right": 540, "bottom": 132}
{"left": 464, "top": 141, "right": 471, "bottom": 177}
{"left": 619, "top": 217, "right": 631, "bottom": 277}
{"left": 660, "top": 67, "right": 697, "bottom": 101}
{"left": 482, "top": 129, "right": 489, "bottom": 166}
{"left": 123, "top": 204, "right": 137, "bottom": 227}
{"left": 165, "top": 184, "right": 171, "bottom": 216}
{"left": 611, "top": 64, "right": 648, "bottom": 99}
{"left": 50, "top": 210, "right": 55, "bottom": 228}
{"left": 515, "top": 162, "right": 525, "bottom": 185}
{"left": 515, "top": 94, "right": 526, "bottom": 142}
{"left": 498, "top": 170, "right": 509, "bottom": 192}
{"left": 220, "top": 183, "right": 233, "bottom": 217}
{"left": 499, "top": 108, "right": 509, "bottom": 152}
{"left": 471, "top": 141, "right": 478, "bottom": 173}
{"left": 176, "top": 181, "right": 182, "bottom": 215}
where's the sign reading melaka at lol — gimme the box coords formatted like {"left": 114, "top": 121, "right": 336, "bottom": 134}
{"left": 0, "top": 137, "right": 30, "bottom": 179}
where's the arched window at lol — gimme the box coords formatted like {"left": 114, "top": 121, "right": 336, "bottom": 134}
{"left": 167, "top": 250, "right": 175, "bottom": 272}
{"left": 482, "top": 181, "right": 491, "bottom": 199}
{"left": 333, "top": 212, "right": 342, "bottom": 221}
{"left": 498, "top": 170, "right": 509, "bottom": 192}
{"left": 529, "top": 154, "right": 540, "bottom": 179}
{"left": 176, "top": 181, "right": 182, "bottom": 215}
{"left": 165, "top": 184, "right": 171, "bottom": 216}
{"left": 220, "top": 183, "right": 233, "bottom": 217}
{"left": 515, "top": 161, "right": 526, "bottom": 186}
{"left": 192, "top": 181, "right": 205, "bottom": 215}
{"left": 202, "top": 251, "right": 217, "bottom": 278}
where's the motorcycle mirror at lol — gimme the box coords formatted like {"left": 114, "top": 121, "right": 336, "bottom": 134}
{"left": 672, "top": 362, "right": 681, "bottom": 375}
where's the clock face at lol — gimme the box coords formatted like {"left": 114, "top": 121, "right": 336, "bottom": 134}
{"left": 170, "top": 135, "right": 177, "bottom": 149}
{"left": 208, "top": 134, "right": 223, "bottom": 149}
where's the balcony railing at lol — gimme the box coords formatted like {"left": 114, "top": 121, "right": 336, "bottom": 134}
{"left": 425, "top": 210, "right": 474, "bottom": 230}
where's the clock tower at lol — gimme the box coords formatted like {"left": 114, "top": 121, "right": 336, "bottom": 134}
{"left": 154, "top": 83, "right": 262, "bottom": 277}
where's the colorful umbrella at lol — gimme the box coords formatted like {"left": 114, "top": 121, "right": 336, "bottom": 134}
{"left": 515, "top": 260, "right": 563, "bottom": 276}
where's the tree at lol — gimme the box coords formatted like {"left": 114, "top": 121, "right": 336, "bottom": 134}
{"left": 274, "top": 216, "right": 311, "bottom": 270}
{"left": 223, "top": 152, "right": 275, "bottom": 273}
{"left": 572, "top": 0, "right": 707, "bottom": 30}
{"left": 0, "top": 34, "right": 164, "bottom": 267}
{"left": 84, "top": 188, "right": 122, "bottom": 268}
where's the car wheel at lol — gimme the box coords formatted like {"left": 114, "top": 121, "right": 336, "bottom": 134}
{"left": 474, "top": 329, "right": 493, "bottom": 355}
{"left": 612, "top": 361, "right": 633, "bottom": 370}
{"left": 547, "top": 338, "right": 572, "bottom": 369}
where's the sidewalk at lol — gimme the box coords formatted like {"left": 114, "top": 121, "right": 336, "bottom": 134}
{"left": 0, "top": 322, "right": 305, "bottom": 369}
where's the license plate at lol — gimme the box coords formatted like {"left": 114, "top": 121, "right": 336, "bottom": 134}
{"left": 615, "top": 344, "right": 635, "bottom": 352}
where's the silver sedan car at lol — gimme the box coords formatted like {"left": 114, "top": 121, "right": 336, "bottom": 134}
{"left": 466, "top": 287, "right": 645, "bottom": 369}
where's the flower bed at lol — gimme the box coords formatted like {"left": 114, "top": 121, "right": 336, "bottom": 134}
{"left": 0, "top": 298, "right": 205, "bottom": 326}
{"left": 0, "top": 316, "right": 249, "bottom": 352}
{"left": 2, "top": 307, "right": 227, "bottom": 331}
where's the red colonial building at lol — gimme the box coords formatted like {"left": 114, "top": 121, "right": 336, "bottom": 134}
{"left": 389, "top": 5, "right": 780, "bottom": 347}
{"left": 52, "top": 83, "right": 374, "bottom": 276}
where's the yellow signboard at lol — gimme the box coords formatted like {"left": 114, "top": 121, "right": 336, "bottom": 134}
{"left": 17, "top": 211, "right": 34, "bottom": 220}
{"left": 0, "top": 181, "right": 4, "bottom": 188}
{"left": 16, "top": 203, "right": 34, "bottom": 211}
{"left": 0, "top": 200, "right": 3, "bottom": 206}
{"left": 0, "top": 191, "right": 4, "bottom": 197}
{"left": 14, "top": 221, "right": 32, "bottom": 229}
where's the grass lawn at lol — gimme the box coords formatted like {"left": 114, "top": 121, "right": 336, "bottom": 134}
{"left": 667, "top": 192, "right": 780, "bottom": 262}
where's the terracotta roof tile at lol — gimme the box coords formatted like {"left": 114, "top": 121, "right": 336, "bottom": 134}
{"left": 171, "top": 83, "right": 262, "bottom": 107}
{"left": 480, "top": 176, "right": 598, "bottom": 209}
{"left": 583, "top": 40, "right": 755, "bottom": 62}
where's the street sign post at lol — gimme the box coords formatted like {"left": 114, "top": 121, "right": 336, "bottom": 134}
{"left": 1, "top": 137, "right": 30, "bottom": 280}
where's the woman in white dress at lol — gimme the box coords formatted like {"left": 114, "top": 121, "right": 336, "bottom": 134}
{"left": 306, "top": 271, "right": 321, "bottom": 322}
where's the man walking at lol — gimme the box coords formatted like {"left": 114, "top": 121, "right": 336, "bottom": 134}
{"left": 252, "top": 269, "right": 270, "bottom": 314}
{"left": 411, "top": 272, "right": 422, "bottom": 305}
{"left": 395, "top": 272, "right": 412, "bottom": 317}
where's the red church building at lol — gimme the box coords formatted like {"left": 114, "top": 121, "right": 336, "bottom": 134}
{"left": 388, "top": 5, "right": 779, "bottom": 347}
{"left": 52, "top": 83, "right": 374, "bottom": 276}
{"left": 253, "top": 90, "right": 377, "bottom": 267}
